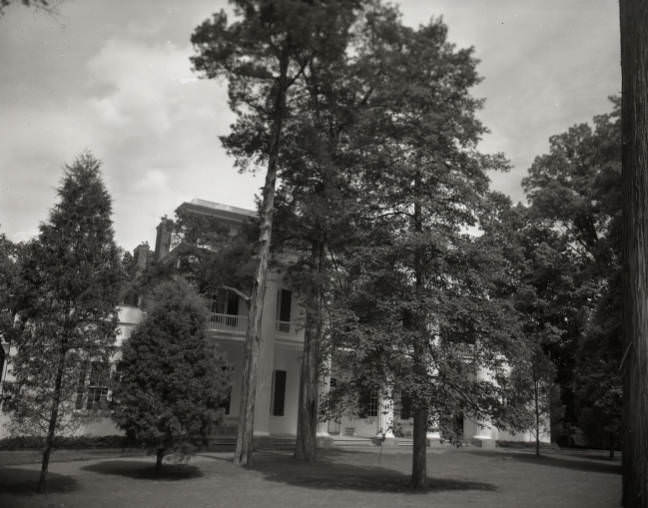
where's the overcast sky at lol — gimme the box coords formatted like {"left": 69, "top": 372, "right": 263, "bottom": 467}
{"left": 0, "top": 0, "right": 620, "bottom": 251}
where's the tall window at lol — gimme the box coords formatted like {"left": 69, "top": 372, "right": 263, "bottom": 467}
{"left": 400, "top": 394, "right": 412, "bottom": 420}
{"left": 86, "top": 362, "right": 109, "bottom": 410}
{"left": 359, "top": 388, "right": 378, "bottom": 418}
{"left": 211, "top": 289, "right": 239, "bottom": 330}
{"left": 276, "top": 289, "right": 292, "bottom": 332}
{"left": 271, "top": 370, "right": 287, "bottom": 416}
{"left": 211, "top": 288, "right": 239, "bottom": 316}
{"left": 75, "top": 363, "right": 88, "bottom": 410}
{"left": 76, "top": 361, "right": 109, "bottom": 410}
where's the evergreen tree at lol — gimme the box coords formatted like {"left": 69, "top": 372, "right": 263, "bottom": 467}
{"left": 112, "top": 279, "right": 231, "bottom": 473}
{"left": 270, "top": 2, "right": 388, "bottom": 462}
{"left": 327, "top": 13, "right": 513, "bottom": 489}
{"left": 9, "top": 152, "right": 122, "bottom": 492}
{"left": 190, "top": 0, "right": 361, "bottom": 466}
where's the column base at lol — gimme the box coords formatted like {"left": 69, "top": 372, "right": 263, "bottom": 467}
{"left": 471, "top": 436, "right": 496, "bottom": 449}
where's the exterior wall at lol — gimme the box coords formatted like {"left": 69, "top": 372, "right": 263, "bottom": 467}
{"left": 0, "top": 306, "right": 144, "bottom": 439}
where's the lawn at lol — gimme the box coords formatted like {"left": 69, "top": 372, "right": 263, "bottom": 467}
{"left": 0, "top": 446, "right": 620, "bottom": 508}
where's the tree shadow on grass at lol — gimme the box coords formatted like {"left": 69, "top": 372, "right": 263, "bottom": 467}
{"left": 248, "top": 451, "right": 496, "bottom": 494}
{"left": 0, "top": 467, "right": 79, "bottom": 495}
{"left": 466, "top": 450, "right": 621, "bottom": 475}
{"left": 82, "top": 460, "right": 203, "bottom": 481}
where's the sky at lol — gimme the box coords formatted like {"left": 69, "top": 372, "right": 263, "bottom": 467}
{"left": 0, "top": 0, "right": 620, "bottom": 251}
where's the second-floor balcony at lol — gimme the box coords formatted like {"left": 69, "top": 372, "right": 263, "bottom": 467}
{"left": 209, "top": 313, "right": 248, "bottom": 334}
{"left": 208, "top": 313, "right": 302, "bottom": 340}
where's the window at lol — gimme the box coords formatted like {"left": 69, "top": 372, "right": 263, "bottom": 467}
{"left": 75, "top": 363, "right": 88, "bottom": 410}
{"left": 271, "top": 370, "right": 287, "bottom": 416}
{"left": 211, "top": 289, "right": 239, "bottom": 317}
{"left": 400, "top": 394, "right": 412, "bottom": 420}
{"left": 219, "top": 392, "right": 231, "bottom": 415}
{"left": 76, "top": 361, "right": 109, "bottom": 410}
{"left": 86, "top": 362, "right": 109, "bottom": 410}
{"left": 359, "top": 388, "right": 378, "bottom": 418}
{"left": 276, "top": 289, "right": 292, "bottom": 332}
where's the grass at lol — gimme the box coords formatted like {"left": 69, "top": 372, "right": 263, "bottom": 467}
{"left": 0, "top": 446, "right": 620, "bottom": 507}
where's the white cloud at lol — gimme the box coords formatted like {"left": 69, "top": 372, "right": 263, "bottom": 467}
{"left": 134, "top": 169, "right": 169, "bottom": 192}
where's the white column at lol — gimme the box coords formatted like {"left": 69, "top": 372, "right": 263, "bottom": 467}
{"left": 378, "top": 389, "right": 395, "bottom": 438}
{"left": 427, "top": 411, "right": 441, "bottom": 440}
{"left": 467, "top": 365, "right": 497, "bottom": 447}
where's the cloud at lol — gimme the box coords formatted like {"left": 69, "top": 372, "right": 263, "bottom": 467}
{"left": 134, "top": 169, "right": 169, "bottom": 192}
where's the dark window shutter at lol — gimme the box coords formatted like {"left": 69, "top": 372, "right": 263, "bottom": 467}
{"left": 272, "top": 370, "right": 287, "bottom": 416}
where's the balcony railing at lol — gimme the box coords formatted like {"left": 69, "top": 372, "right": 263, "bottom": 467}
{"left": 209, "top": 313, "right": 247, "bottom": 333}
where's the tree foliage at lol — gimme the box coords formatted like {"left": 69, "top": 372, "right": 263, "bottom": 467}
{"left": 7, "top": 152, "right": 122, "bottom": 491}
{"left": 190, "top": 0, "right": 362, "bottom": 466}
{"left": 112, "top": 279, "right": 230, "bottom": 472}
{"left": 522, "top": 99, "right": 622, "bottom": 447}
{"left": 320, "top": 10, "right": 515, "bottom": 489}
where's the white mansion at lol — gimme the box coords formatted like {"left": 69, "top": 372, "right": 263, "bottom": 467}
{"left": 0, "top": 199, "right": 548, "bottom": 447}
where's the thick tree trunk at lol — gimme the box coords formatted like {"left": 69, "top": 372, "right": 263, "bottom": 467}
{"left": 295, "top": 311, "right": 320, "bottom": 461}
{"left": 410, "top": 194, "right": 428, "bottom": 490}
{"left": 295, "top": 242, "right": 324, "bottom": 461}
{"left": 38, "top": 352, "right": 66, "bottom": 493}
{"left": 155, "top": 449, "right": 164, "bottom": 474}
{"left": 610, "top": 432, "right": 615, "bottom": 460}
{"left": 411, "top": 404, "right": 428, "bottom": 490}
{"left": 234, "top": 54, "right": 289, "bottom": 467}
{"left": 620, "top": 2, "right": 648, "bottom": 506}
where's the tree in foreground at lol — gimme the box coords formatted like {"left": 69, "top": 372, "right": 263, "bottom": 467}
{"left": 325, "top": 13, "right": 515, "bottom": 488}
{"left": 620, "top": 1, "right": 648, "bottom": 505}
{"left": 190, "top": 0, "right": 360, "bottom": 466}
{"left": 8, "top": 153, "right": 122, "bottom": 492}
{"left": 112, "top": 280, "right": 231, "bottom": 473}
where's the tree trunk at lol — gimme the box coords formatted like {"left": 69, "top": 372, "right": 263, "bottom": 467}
{"left": 155, "top": 449, "right": 164, "bottom": 474}
{"left": 38, "top": 351, "right": 66, "bottom": 493}
{"left": 234, "top": 53, "right": 289, "bottom": 467}
{"left": 410, "top": 193, "right": 428, "bottom": 490}
{"left": 294, "top": 311, "right": 320, "bottom": 461}
{"left": 534, "top": 379, "right": 541, "bottom": 457}
{"left": 411, "top": 404, "right": 428, "bottom": 490}
{"left": 295, "top": 242, "right": 324, "bottom": 462}
{"left": 610, "top": 432, "right": 615, "bottom": 460}
{"left": 620, "top": 1, "right": 648, "bottom": 506}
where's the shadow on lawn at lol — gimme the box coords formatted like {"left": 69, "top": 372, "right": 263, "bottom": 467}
{"left": 82, "top": 460, "right": 203, "bottom": 481}
{"left": 248, "top": 451, "right": 496, "bottom": 494}
{"left": 0, "top": 467, "right": 79, "bottom": 495}
{"left": 467, "top": 450, "right": 621, "bottom": 475}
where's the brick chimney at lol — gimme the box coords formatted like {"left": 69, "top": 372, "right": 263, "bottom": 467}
{"left": 154, "top": 217, "right": 174, "bottom": 260}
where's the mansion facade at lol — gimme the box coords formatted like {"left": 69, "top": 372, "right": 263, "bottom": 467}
{"left": 0, "top": 198, "right": 549, "bottom": 447}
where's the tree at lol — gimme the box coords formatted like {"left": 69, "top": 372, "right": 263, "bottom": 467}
{"left": 8, "top": 153, "right": 122, "bottom": 492}
{"left": 620, "top": 1, "right": 648, "bottom": 505}
{"left": 112, "top": 280, "right": 230, "bottom": 473}
{"left": 522, "top": 99, "right": 622, "bottom": 447}
{"left": 325, "top": 13, "right": 513, "bottom": 488}
{"left": 0, "top": 0, "right": 59, "bottom": 16}
{"left": 270, "top": 2, "right": 386, "bottom": 461}
{"left": 0, "top": 232, "right": 20, "bottom": 403}
{"left": 190, "top": 0, "right": 360, "bottom": 466}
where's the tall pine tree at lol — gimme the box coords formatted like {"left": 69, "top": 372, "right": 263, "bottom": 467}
{"left": 190, "top": 0, "right": 361, "bottom": 466}
{"left": 9, "top": 152, "right": 122, "bottom": 492}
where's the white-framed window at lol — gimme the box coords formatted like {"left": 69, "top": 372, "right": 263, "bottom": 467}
{"left": 275, "top": 289, "right": 292, "bottom": 332}
{"left": 75, "top": 361, "right": 109, "bottom": 411}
